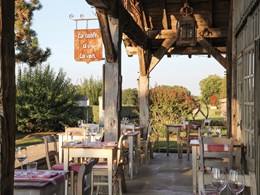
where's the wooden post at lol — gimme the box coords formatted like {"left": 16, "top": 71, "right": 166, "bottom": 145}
{"left": 102, "top": 14, "right": 122, "bottom": 141}
{"left": 254, "top": 38, "right": 260, "bottom": 195}
{"left": 0, "top": 0, "right": 16, "bottom": 194}
{"left": 138, "top": 48, "right": 150, "bottom": 137}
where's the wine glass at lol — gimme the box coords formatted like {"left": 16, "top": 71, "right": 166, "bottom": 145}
{"left": 228, "top": 169, "right": 245, "bottom": 194}
{"left": 15, "top": 147, "right": 28, "bottom": 175}
{"left": 211, "top": 168, "right": 227, "bottom": 194}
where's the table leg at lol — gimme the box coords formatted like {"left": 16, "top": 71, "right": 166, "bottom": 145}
{"left": 63, "top": 148, "right": 69, "bottom": 195}
{"left": 107, "top": 152, "right": 113, "bottom": 195}
{"left": 192, "top": 145, "right": 198, "bottom": 194}
{"left": 166, "top": 127, "right": 169, "bottom": 156}
{"left": 128, "top": 136, "right": 134, "bottom": 179}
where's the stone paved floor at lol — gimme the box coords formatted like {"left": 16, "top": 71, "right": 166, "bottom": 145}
{"left": 21, "top": 143, "right": 193, "bottom": 195}
{"left": 124, "top": 152, "right": 193, "bottom": 195}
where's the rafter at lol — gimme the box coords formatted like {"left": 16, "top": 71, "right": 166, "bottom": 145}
{"left": 149, "top": 38, "right": 176, "bottom": 73}
{"left": 162, "top": 0, "right": 168, "bottom": 29}
{"left": 148, "top": 28, "right": 227, "bottom": 39}
{"left": 197, "top": 37, "right": 227, "bottom": 69}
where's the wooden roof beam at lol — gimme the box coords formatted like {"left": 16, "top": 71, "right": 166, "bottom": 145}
{"left": 125, "top": 46, "right": 227, "bottom": 56}
{"left": 96, "top": 9, "right": 117, "bottom": 63}
{"left": 86, "top": 0, "right": 148, "bottom": 48}
{"left": 162, "top": 0, "right": 168, "bottom": 29}
{"left": 197, "top": 37, "right": 227, "bottom": 69}
{"left": 148, "top": 28, "right": 227, "bottom": 39}
{"left": 149, "top": 38, "right": 176, "bottom": 73}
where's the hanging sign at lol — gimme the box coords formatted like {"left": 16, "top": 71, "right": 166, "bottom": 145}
{"left": 74, "top": 29, "right": 102, "bottom": 63}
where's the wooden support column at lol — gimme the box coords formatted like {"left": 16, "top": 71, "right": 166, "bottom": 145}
{"left": 226, "top": 0, "right": 233, "bottom": 138}
{"left": 138, "top": 48, "right": 150, "bottom": 136}
{"left": 0, "top": 0, "right": 16, "bottom": 194}
{"left": 254, "top": 38, "right": 260, "bottom": 194}
{"left": 102, "top": 13, "right": 122, "bottom": 141}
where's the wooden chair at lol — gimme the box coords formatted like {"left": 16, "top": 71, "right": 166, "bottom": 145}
{"left": 198, "top": 136, "right": 233, "bottom": 194}
{"left": 65, "top": 127, "right": 87, "bottom": 142}
{"left": 199, "top": 119, "right": 211, "bottom": 137}
{"left": 139, "top": 124, "right": 152, "bottom": 164}
{"left": 178, "top": 120, "right": 200, "bottom": 160}
{"left": 77, "top": 158, "right": 96, "bottom": 195}
{"left": 91, "top": 134, "right": 128, "bottom": 195}
{"left": 43, "top": 135, "right": 80, "bottom": 195}
{"left": 121, "top": 124, "right": 135, "bottom": 134}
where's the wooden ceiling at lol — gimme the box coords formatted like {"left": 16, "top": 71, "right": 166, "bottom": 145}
{"left": 86, "top": 0, "right": 231, "bottom": 68}
{"left": 122, "top": 0, "right": 231, "bottom": 57}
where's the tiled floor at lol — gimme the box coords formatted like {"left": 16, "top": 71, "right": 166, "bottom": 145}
{"left": 124, "top": 152, "right": 193, "bottom": 195}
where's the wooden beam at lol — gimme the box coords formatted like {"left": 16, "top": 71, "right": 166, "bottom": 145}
{"left": 0, "top": 0, "right": 16, "bottom": 194}
{"left": 138, "top": 47, "right": 150, "bottom": 76}
{"left": 103, "top": 15, "right": 122, "bottom": 141}
{"left": 197, "top": 37, "right": 228, "bottom": 69}
{"left": 149, "top": 38, "right": 176, "bottom": 73}
{"left": 125, "top": 46, "right": 227, "bottom": 56}
{"left": 86, "top": 0, "right": 147, "bottom": 48}
{"left": 148, "top": 28, "right": 227, "bottom": 39}
{"left": 96, "top": 9, "right": 117, "bottom": 63}
{"left": 162, "top": 0, "right": 168, "bottom": 29}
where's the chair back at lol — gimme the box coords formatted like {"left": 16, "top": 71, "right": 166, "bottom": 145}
{"left": 199, "top": 136, "right": 233, "bottom": 171}
{"left": 81, "top": 123, "right": 100, "bottom": 132}
{"left": 65, "top": 127, "right": 86, "bottom": 141}
{"left": 199, "top": 119, "right": 211, "bottom": 136}
{"left": 121, "top": 124, "right": 135, "bottom": 133}
{"left": 117, "top": 134, "right": 128, "bottom": 165}
{"left": 77, "top": 158, "right": 96, "bottom": 195}
{"left": 43, "top": 135, "right": 59, "bottom": 170}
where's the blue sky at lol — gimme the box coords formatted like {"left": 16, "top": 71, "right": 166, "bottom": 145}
{"left": 25, "top": 0, "right": 225, "bottom": 96}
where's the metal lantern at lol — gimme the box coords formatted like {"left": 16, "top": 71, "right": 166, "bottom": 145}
{"left": 177, "top": 2, "right": 197, "bottom": 46}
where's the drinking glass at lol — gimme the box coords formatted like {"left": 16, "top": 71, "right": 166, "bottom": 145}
{"left": 15, "top": 147, "right": 28, "bottom": 175}
{"left": 27, "top": 162, "right": 37, "bottom": 178}
{"left": 211, "top": 168, "right": 227, "bottom": 194}
{"left": 228, "top": 169, "right": 245, "bottom": 194}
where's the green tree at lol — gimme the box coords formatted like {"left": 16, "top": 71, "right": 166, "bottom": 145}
{"left": 16, "top": 65, "right": 81, "bottom": 133}
{"left": 149, "top": 85, "right": 197, "bottom": 136}
{"left": 199, "top": 75, "right": 223, "bottom": 105}
{"left": 122, "top": 88, "right": 138, "bottom": 106}
{"left": 78, "top": 76, "right": 103, "bottom": 105}
{"left": 15, "top": 0, "right": 51, "bottom": 66}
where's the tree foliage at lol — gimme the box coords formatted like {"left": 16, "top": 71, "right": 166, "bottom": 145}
{"left": 16, "top": 65, "right": 81, "bottom": 133}
{"left": 122, "top": 88, "right": 138, "bottom": 106}
{"left": 149, "top": 85, "right": 197, "bottom": 136}
{"left": 199, "top": 74, "right": 223, "bottom": 105}
{"left": 15, "top": 0, "right": 51, "bottom": 66}
{"left": 78, "top": 76, "right": 103, "bottom": 105}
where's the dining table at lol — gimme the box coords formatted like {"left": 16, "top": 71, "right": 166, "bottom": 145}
{"left": 165, "top": 124, "right": 183, "bottom": 156}
{"left": 14, "top": 169, "right": 67, "bottom": 195}
{"left": 62, "top": 140, "right": 117, "bottom": 195}
{"left": 190, "top": 138, "right": 243, "bottom": 194}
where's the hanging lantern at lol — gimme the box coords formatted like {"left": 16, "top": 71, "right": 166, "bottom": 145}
{"left": 177, "top": 2, "right": 197, "bottom": 46}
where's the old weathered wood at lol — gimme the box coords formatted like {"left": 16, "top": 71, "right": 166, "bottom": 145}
{"left": 197, "top": 37, "right": 228, "bottom": 69}
{"left": 148, "top": 28, "right": 227, "bottom": 39}
{"left": 0, "top": 0, "right": 16, "bottom": 194}
{"left": 162, "top": 0, "right": 168, "bottom": 29}
{"left": 226, "top": 0, "right": 233, "bottom": 138}
{"left": 138, "top": 75, "right": 150, "bottom": 138}
{"left": 103, "top": 14, "right": 122, "bottom": 141}
{"left": 96, "top": 9, "right": 117, "bottom": 63}
{"left": 149, "top": 38, "right": 176, "bottom": 73}
{"left": 125, "top": 45, "right": 227, "bottom": 56}
{"left": 255, "top": 38, "right": 260, "bottom": 195}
